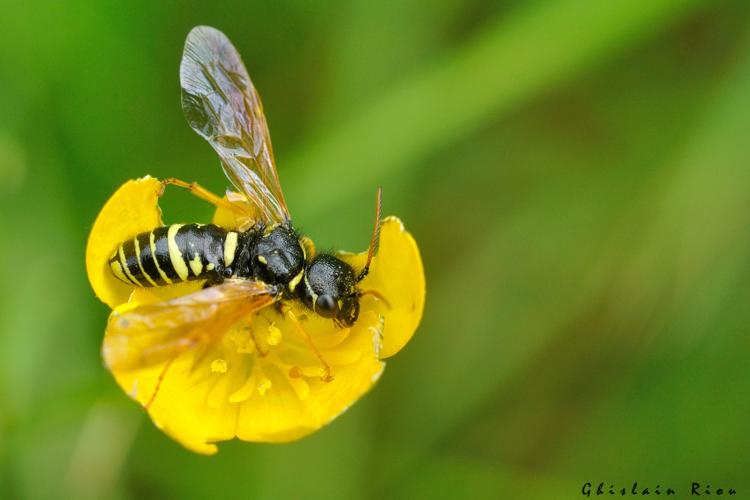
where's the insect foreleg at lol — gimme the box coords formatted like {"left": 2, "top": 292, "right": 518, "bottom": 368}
{"left": 359, "top": 289, "right": 391, "bottom": 309}
{"left": 282, "top": 306, "right": 333, "bottom": 382}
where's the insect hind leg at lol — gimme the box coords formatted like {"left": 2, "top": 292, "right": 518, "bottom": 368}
{"left": 160, "top": 177, "right": 246, "bottom": 215}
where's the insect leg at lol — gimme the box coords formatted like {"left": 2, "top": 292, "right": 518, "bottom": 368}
{"left": 144, "top": 355, "right": 177, "bottom": 410}
{"left": 282, "top": 306, "right": 333, "bottom": 382}
{"left": 143, "top": 333, "right": 203, "bottom": 410}
{"left": 359, "top": 289, "right": 392, "bottom": 309}
{"left": 160, "top": 177, "right": 248, "bottom": 215}
{"left": 202, "top": 275, "right": 225, "bottom": 289}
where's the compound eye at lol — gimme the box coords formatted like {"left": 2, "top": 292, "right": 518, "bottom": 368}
{"left": 315, "top": 294, "right": 337, "bottom": 318}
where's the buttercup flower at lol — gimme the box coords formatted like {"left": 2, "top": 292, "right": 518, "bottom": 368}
{"left": 86, "top": 176, "right": 425, "bottom": 454}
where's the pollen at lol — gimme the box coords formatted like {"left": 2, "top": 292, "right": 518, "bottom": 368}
{"left": 257, "top": 377, "right": 272, "bottom": 396}
{"left": 210, "top": 358, "right": 228, "bottom": 373}
{"left": 266, "top": 323, "right": 282, "bottom": 345}
{"left": 229, "top": 327, "right": 255, "bottom": 354}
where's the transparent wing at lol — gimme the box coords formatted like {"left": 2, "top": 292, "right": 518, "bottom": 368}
{"left": 103, "top": 279, "right": 280, "bottom": 372}
{"left": 180, "top": 25, "right": 290, "bottom": 223}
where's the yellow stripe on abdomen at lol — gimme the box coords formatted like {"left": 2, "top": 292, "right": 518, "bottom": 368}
{"left": 110, "top": 259, "right": 131, "bottom": 284}
{"left": 149, "top": 231, "right": 173, "bottom": 284}
{"left": 118, "top": 244, "right": 143, "bottom": 286}
{"left": 134, "top": 236, "right": 157, "bottom": 286}
{"left": 167, "top": 224, "right": 190, "bottom": 281}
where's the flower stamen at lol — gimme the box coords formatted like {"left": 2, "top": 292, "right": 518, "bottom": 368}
{"left": 229, "top": 325, "right": 255, "bottom": 354}
{"left": 248, "top": 328, "right": 268, "bottom": 357}
{"left": 257, "top": 376, "right": 272, "bottom": 396}
{"left": 266, "top": 322, "right": 282, "bottom": 346}
{"left": 210, "top": 358, "right": 228, "bottom": 373}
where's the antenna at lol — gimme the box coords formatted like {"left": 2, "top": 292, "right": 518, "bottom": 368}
{"left": 357, "top": 187, "right": 382, "bottom": 282}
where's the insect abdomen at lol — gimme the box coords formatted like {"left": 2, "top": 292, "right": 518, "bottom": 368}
{"left": 109, "top": 223, "right": 239, "bottom": 287}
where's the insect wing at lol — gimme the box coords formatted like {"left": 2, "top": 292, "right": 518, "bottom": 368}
{"left": 180, "top": 26, "right": 290, "bottom": 224}
{"left": 103, "top": 279, "right": 279, "bottom": 372}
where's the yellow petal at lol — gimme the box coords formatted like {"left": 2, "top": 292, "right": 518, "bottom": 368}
{"left": 105, "top": 304, "right": 385, "bottom": 452}
{"left": 212, "top": 191, "right": 259, "bottom": 231}
{"left": 85, "top": 176, "right": 163, "bottom": 308}
{"left": 112, "top": 350, "right": 240, "bottom": 455}
{"left": 338, "top": 216, "right": 425, "bottom": 358}
{"left": 129, "top": 281, "right": 203, "bottom": 306}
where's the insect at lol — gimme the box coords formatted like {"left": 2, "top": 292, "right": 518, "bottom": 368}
{"left": 104, "top": 26, "right": 383, "bottom": 407}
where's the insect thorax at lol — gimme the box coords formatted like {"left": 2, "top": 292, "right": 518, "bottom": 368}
{"left": 241, "top": 224, "right": 305, "bottom": 290}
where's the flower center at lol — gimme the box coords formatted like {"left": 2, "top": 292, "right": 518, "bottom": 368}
{"left": 203, "top": 306, "right": 358, "bottom": 406}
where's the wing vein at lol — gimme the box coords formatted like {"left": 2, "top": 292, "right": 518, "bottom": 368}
{"left": 180, "top": 26, "right": 290, "bottom": 224}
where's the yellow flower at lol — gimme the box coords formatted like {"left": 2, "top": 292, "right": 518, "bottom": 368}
{"left": 85, "top": 177, "right": 425, "bottom": 454}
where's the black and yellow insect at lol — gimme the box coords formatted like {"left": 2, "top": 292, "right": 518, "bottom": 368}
{"left": 108, "top": 214, "right": 369, "bottom": 327}
{"left": 104, "top": 26, "right": 382, "bottom": 402}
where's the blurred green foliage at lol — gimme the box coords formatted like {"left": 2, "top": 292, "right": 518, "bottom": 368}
{"left": 1, "top": 1, "right": 750, "bottom": 498}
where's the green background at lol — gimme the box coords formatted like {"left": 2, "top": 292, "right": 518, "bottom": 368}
{"left": 2, "top": 1, "right": 750, "bottom": 498}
